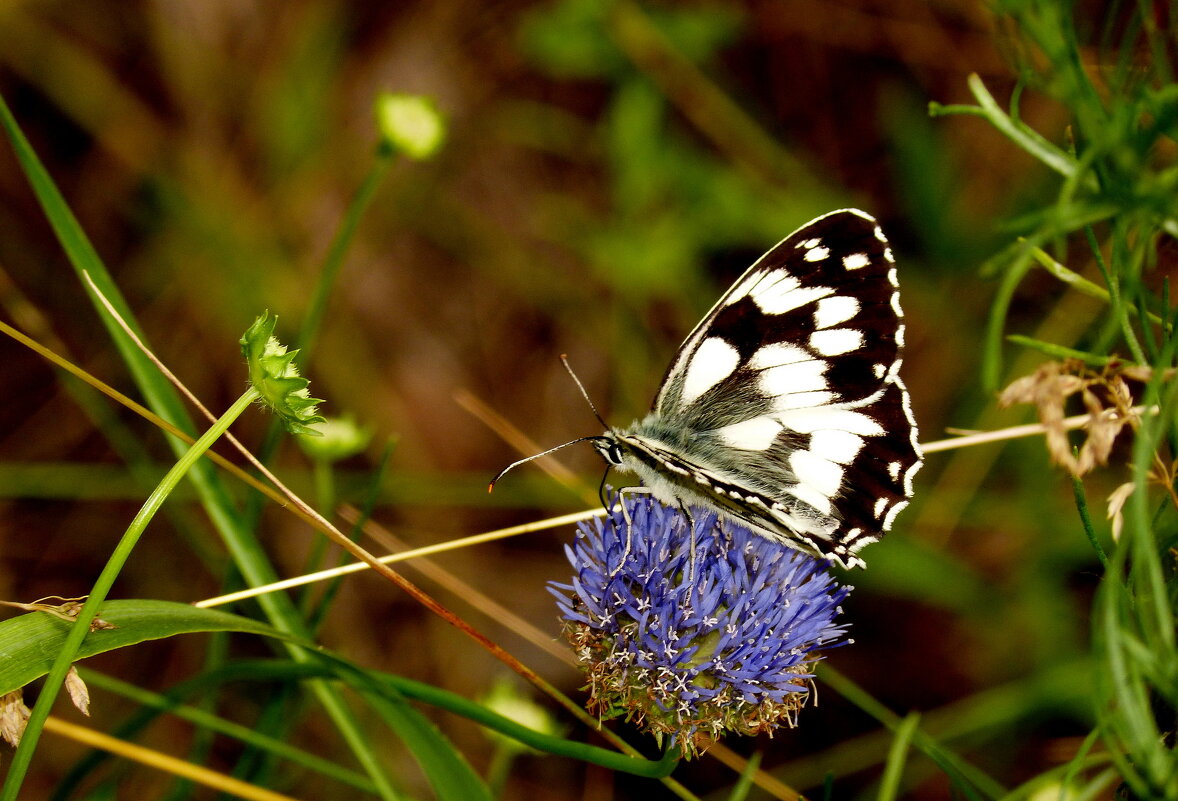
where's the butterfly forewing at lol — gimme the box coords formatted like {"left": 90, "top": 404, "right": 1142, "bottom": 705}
{"left": 621, "top": 209, "right": 921, "bottom": 569}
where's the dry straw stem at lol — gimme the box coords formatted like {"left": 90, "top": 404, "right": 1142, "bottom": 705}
{"left": 42, "top": 716, "right": 302, "bottom": 801}
{"left": 195, "top": 508, "right": 606, "bottom": 610}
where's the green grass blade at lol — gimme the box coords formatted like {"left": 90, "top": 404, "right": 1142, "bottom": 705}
{"left": 877, "top": 713, "right": 920, "bottom": 801}
{"left": 362, "top": 691, "right": 493, "bottom": 801}
{"left": 724, "top": 751, "right": 760, "bottom": 801}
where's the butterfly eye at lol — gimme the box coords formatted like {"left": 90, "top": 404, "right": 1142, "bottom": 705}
{"left": 607, "top": 443, "right": 624, "bottom": 465}
{"left": 593, "top": 438, "right": 624, "bottom": 466}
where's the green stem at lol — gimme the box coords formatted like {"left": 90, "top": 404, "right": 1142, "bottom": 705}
{"left": 964, "top": 74, "right": 1086, "bottom": 185}
{"left": 1070, "top": 474, "right": 1110, "bottom": 568}
{"left": 485, "top": 746, "right": 515, "bottom": 799}
{"left": 0, "top": 389, "right": 259, "bottom": 801}
{"left": 296, "top": 147, "right": 395, "bottom": 362}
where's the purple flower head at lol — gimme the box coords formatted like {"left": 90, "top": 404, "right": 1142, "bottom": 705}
{"left": 550, "top": 493, "right": 851, "bottom": 757}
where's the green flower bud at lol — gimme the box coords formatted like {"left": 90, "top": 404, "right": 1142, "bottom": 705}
{"left": 296, "top": 414, "right": 373, "bottom": 462}
{"left": 240, "top": 312, "right": 325, "bottom": 436}
{"left": 375, "top": 93, "right": 446, "bottom": 159}
{"left": 480, "top": 678, "right": 563, "bottom": 755}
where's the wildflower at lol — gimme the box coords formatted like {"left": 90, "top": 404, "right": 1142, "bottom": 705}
{"left": 550, "top": 494, "right": 850, "bottom": 757}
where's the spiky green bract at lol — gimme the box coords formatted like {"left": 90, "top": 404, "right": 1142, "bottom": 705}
{"left": 240, "top": 312, "right": 325, "bottom": 436}
{"left": 551, "top": 494, "right": 850, "bottom": 758}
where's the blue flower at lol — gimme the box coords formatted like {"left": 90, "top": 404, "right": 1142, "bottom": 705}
{"left": 549, "top": 494, "right": 851, "bottom": 756}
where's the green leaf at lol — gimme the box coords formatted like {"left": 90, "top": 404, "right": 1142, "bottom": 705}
{"left": 0, "top": 600, "right": 280, "bottom": 696}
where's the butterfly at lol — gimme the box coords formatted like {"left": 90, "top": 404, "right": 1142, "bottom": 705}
{"left": 492, "top": 209, "right": 922, "bottom": 569}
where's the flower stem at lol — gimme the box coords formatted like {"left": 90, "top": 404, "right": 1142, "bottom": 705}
{"left": 0, "top": 388, "right": 259, "bottom": 801}
{"left": 296, "top": 148, "right": 394, "bottom": 362}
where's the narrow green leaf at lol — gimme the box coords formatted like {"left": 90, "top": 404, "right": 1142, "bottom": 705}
{"left": 1005, "top": 335, "right": 1114, "bottom": 365}
{"left": 725, "top": 751, "right": 760, "bottom": 801}
{"left": 0, "top": 600, "right": 280, "bottom": 697}
{"left": 363, "top": 691, "right": 491, "bottom": 801}
{"left": 877, "top": 713, "right": 920, "bottom": 801}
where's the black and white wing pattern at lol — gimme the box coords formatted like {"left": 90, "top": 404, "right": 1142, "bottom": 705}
{"left": 597, "top": 209, "right": 921, "bottom": 569}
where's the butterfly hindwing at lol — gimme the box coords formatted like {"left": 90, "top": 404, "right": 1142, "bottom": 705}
{"left": 618, "top": 209, "right": 921, "bottom": 568}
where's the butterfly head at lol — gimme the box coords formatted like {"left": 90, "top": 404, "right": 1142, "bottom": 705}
{"left": 590, "top": 433, "right": 625, "bottom": 467}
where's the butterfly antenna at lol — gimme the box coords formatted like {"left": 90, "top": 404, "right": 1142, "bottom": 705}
{"left": 487, "top": 436, "right": 605, "bottom": 492}
{"left": 560, "top": 354, "right": 611, "bottom": 430}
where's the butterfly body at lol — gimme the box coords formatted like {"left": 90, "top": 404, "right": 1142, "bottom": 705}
{"left": 595, "top": 209, "right": 922, "bottom": 569}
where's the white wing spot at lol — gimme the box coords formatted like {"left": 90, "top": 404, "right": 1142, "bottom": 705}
{"left": 799, "top": 237, "right": 821, "bottom": 249}
{"left": 761, "top": 359, "right": 828, "bottom": 396}
{"left": 873, "top": 226, "right": 886, "bottom": 243}
{"left": 804, "top": 245, "right": 830, "bottom": 262}
{"left": 722, "top": 271, "right": 760, "bottom": 307}
{"left": 773, "top": 390, "right": 837, "bottom": 410}
{"left": 810, "top": 328, "right": 864, "bottom": 356}
{"left": 904, "top": 459, "right": 921, "bottom": 496}
{"left": 811, "top": 430, "right": 864, "bottom": 464}
{"left": 842, "top": 253, "right": 870, "bottom": 271}
{"left": 883, "top": 500, "right": 909, "bottom": 530}
{"left": 716, "top": 416, "right": 782, "bottom": 451}
{"left": 896, "top": 324, "right": 906, "bottom": 348}
{"left": 749, "top": 275, "right": 833, "bottom": 315}
{"left": 873, "top": 496, "right": 889, "bottom": 519}
{"left": 884, "top": 247, "right": 895, "bottom": 263}
{"left": 849, "top": 533, "right": 878, "bottom": 553}
{"left": 814, "top": 296, "right": 859, "bottom": 329}
{"left": 790, "top": 450, "right": 845, "bottom": 498}
{"left": 886, "top": 358, "right": 903, "bottom": 381}
{"left": 888, "top": 461, "right": 902, "bottom": 480}
{"left": 887, "top": 267, "right": 899, "bottom": 288}
{"left": 890, "top": 290, "right": 903, "bottom": 316}
{"left": 777, "top": 406, "right": 884, "bottom": 436}
{"left": 873, "top": 363, "right": 886, "bottom": 379}
{"left": 749, "top": 342, "right": 811, "bottom": 370}
{"left": 680, "top": 337, "right": 740, "bottom": 406}
{"left": 786, "top": 482, "right": 834, "bottom": 516}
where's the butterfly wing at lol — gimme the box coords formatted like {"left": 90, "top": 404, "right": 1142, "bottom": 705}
{"left": 632, "top": 208, "right": 921, "bottom": 566}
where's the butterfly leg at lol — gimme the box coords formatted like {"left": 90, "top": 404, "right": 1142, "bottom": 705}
{"left": 677, "top": 501, "right": 699, "bottom": 592}
{"left": 611, "top": 485, "right": 652, "bottom": 577}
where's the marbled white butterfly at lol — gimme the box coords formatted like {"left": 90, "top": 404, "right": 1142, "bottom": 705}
{"left": 494, "top": 209, "right": 921, "bottom": 569}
